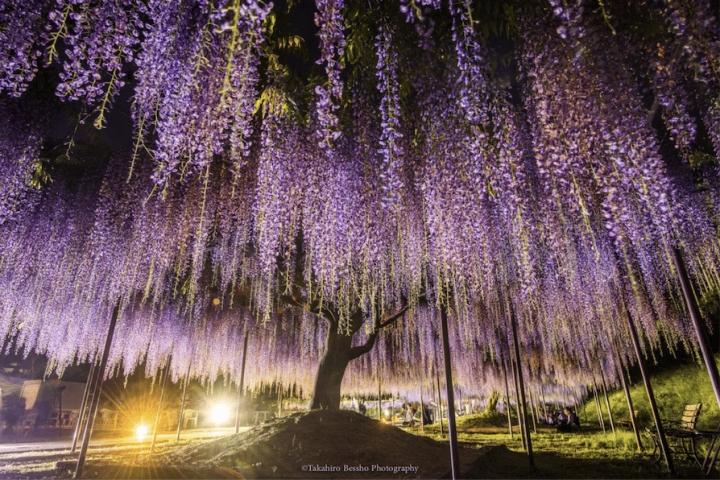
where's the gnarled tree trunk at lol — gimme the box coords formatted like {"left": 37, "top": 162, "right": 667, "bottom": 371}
{"left": 308, "top": 305, "right": 409, "bottom": 410}
{"left": 310, "top": 329, "right": 353, "bottom": 409}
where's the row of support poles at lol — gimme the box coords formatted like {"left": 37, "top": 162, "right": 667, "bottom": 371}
{"left": 620, "top": 290, "right": 675, "bottom": 476}
{"left": 439, "top": 306, "right": 460, "bottom": 480}
{"left": 150, "top": 363, "right": 170, "bottom": 453}
{"left": 672, "top": 247, "right": 720, "bottom": 413}
{"left": 598, "top": 366, "right": 616, "bottom": 441}
{"left": 234, "top": 332, "right": 249, "bottom": 434}
{"left": 176, "top": 364, "right": 191, "bottom": 442}
{"left": 74, "top": 302, "right": 119, "bottom": 479}
{"left": 509, "top": 303, "right": 534, "bottom": 468}
{"left": 71, "top": 362, "right": 96, "bottom": 453}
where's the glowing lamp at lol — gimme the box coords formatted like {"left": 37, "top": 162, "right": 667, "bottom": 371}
{"left": 208, "top": 402, "right": 232, "bottom": 425}
{"left": 134, "top": 423, "right": 149, "bottom": 442}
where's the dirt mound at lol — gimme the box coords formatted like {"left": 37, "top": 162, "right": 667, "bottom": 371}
{"left": 164, "top": 410, "right": 488, "bottom": 478}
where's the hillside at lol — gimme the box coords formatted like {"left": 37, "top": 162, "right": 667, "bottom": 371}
{"left": 580, "top": 355, "right": 720, "bottom": 430}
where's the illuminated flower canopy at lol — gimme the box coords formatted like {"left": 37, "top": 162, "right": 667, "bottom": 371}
{"left": 0, "top": 0, "right": 719, "bottom": 398}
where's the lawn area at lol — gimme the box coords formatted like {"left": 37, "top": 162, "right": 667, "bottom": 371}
{"left": 579, "top": 355, "right": 720, "bottom": 430}
{"left": 411, "top": 420, "right": 668, "bottom": 478}
{"left": 415, "top": 421, "right": 709, "bottom": 478}
{"left": 408, "top": 356, "right": 720, "bottom": 478}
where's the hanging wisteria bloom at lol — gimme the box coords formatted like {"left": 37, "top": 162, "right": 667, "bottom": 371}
{"left": 0, "top": 0, "right": 719, "bottom": 405}
{"left": 0, "top": 0, "right": 47, "bottom": 97}
{"left": 314, "top": 0, "right": 345, "bottom": 153}
{"left": 375, "top": 23, "right": 404, "bottom": 212}
{"left": 50, "top": 0, "right": 143, "bottom": 128}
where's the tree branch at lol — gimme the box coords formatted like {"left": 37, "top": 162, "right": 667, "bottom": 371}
{"left": 646, "top": 95, "right": 660, "bottom": 125}
{"left": 347, "top": 305, "right": 408, "bottom": 360}
{"left": 279, "top": 283, "right": 338, "bottom": 326}
{"left": 378, "top": 305, "right": 408, "bottom": 328}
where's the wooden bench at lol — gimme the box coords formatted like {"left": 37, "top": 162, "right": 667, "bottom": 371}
{"left": 648, "top": 403, "right": 703, "bottom": 466}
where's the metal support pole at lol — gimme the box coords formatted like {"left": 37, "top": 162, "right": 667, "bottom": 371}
{"left": 378, "top": 369, "right": 382, "bottom": 421}
{"left": 439, "top": 306, "right": 460, "bottom": 480}
{"left": 435, "top": 363, "right": 445, "bottom": 435}
{"left": 176, "top": 364, "right": 191, "bottom": 442}
{"left": 234, "top": 333, "right": 249, "bottom": 433}
{"left": 510, "top": 305, "right": 534, "bottom": 468}
{"left": 511, "top": 352, "right": 526, "bottom": 450}
{"left": 57, "top": 386, "right": 65, "bottom": 433}
{"left": 598, "top": 366, "right": 616, "bottom": 440}
{"left": 615, "top": 353, "right": 642, "bottom": 450}
{"left": 502, "top": 357, "right": 513, "bottom": 438}
{"left": 527, "top": 381, "right": 538, "bottom": 434}
{"left": 419, "top": 378, "right": 425, "bottom": 432}
{"left": 672, "top": 247, "right": 720, "bottom": 412}
{"left": 391, "top": 392, "right": 396, "bottom": 425}
{"left": 150, "top": 363, "right": 170, "bottom": 452}
{"left": 74, "top": 302, "right": 119, "bottom": 479}
{"left": 591, "top": 378, "right": 605, "bottom": 432}
{"left": 622, "top": 297, "right": 675, "bottom": 475}
{"left": 71, "top": 362, "right": 96, "bottom": 453}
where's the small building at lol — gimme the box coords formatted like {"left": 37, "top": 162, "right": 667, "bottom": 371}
{"left": 1, "top": 379, "right": 87, "bottom": 430}
{"left": 0, "top": 373, "right": 25, "bottom": 406}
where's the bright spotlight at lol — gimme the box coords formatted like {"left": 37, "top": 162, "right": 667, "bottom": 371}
{"left": 208, "top": 402, "right": 232, "bottom": 426}
{"left": 134, "top": 423, "right": 149, "bottom": 442}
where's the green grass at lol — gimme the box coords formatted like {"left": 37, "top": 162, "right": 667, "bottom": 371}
{"left": 414, "top": 424, "right": 662, "bottom": 478}
{"left": 407, "top": 357, "right": 720, "bottom": 477}
{"left": 580, "top": 354, "right": 720, "bottom": 430}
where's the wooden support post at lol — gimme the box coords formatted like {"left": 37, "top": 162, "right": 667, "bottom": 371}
{"left": 71, "top": 362, "right": 96, "bottom": 453}
{"left": 439, "top": 306, "right": 460, "bottom": 480}
{"left": 502, "top": 357, "right": 513, "bottom": 438}
{"left": 615, "top": 353, "right": 642, "bottom": 450}
{"left": 73, "top": 302, "right": 119, "bottom": 479}
{"left": 234, "top": 333, "right": 249, "bottom": 434}
{"left": 672, "top": 247, "right": 720, "bottom": 412}
{"left": 510, "top": 305, "right": 533, "bottom": 468}
{"left": 150, "top": 363, "right": 170, "bottom": 452}
{"left": 176, "top": 364, "right": 191, "bottom": 442}
{"left": 621, "top": 295, "right": 675, "bottom": 475}
{"left": 598, "top": 366, "right": 616, "bottom": 440}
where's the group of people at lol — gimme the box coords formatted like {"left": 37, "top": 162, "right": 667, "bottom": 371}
{"left": 355, "top": 400, "right": 430, "bottom": 427}
{"left": 544, "top": 407, "right": 581, "bottom": 432}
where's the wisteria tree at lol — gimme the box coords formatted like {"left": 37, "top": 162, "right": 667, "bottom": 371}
{"left": 1, "top": 0, "right": 720, "bottom": 411}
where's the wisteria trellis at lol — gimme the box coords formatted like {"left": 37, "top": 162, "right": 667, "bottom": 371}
{"left": 1, "top": 0, "right": 720, "bottom": 400}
